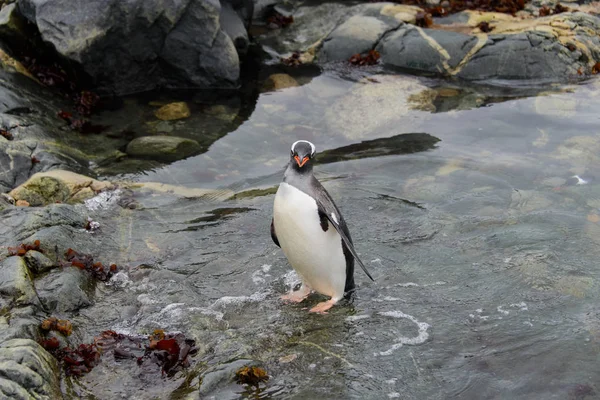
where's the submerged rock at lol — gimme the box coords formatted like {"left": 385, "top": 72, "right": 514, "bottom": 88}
{"left": 16, "top": 0, "right": 247, "bottom": 94}
{"left": 9, "top": 170, "right": 113, "bottom": 206}
{"left": 126, "top": 136, "right": 202, "bottom": 162}
{"left": 262, "top": 73, "right": 299, "bottom": 92}
{"left": 325, "top": 75, "right": 435, "bottom": 139}
{"left": 154, "top": 102, "right": 191, "bottom": 121}
{"left": 198, "top": 359, "right": 262, "bottom": 397}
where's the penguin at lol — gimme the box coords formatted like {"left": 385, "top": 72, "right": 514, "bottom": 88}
{"left": 271, "top": 140, "right": 374, "bottom": 313}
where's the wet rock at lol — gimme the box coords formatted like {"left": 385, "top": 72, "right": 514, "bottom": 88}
{"left": 0, "top": 193, "right": 14, "bottom": 211}
{"left": 23, "top": 250, "right": 55, "bottom": 275}
{"left": 0, "top": 140, "right": 34, "bottom": 194}
{"left": 126, "top": 136, "right": 202, "bottom": 162}
{"left": 319, "top": 15, "right": 399, "bottom": 63}
{"left": 16, "top": 0, "right": 242, "bottom": 95}
{"left": 454, "top": 12, "right": 600, "bottom": 80}
{"left": 198, "top": 359, "right": 261, "bottom": 397}
{"left": 0, "top": 256, "right": 36, "bottom": 304}
{"left": 154, "top": 102, "right": 191, "bottom": 121}
{"left": 221, "top": 1, "right": 250, "bottom": 56}
{"left": 262, "top": 73, "right": 299, "bottom": 92}
{"left": 9, "top": 170, "right": 113, "bottom": 206}
{"left": 36, "top": 268, "right": 93, "bottom": 313}
{"left": 376, "top": 26, "right": 479, "bottom": 72}
{"left": 255, "top": 2, "right": 375, "bottom": 55}
{"left": 15, "top": 203, "right": 87, "bottom": 243}
{"left": 263, "top": 1, "right": 600, "bottom": 81}
{"left": 0, "top": 338, "right": 62, "bottom": 400}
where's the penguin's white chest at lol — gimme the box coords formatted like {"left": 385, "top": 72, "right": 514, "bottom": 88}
{"left": 273, "top": 182, "right": 346, "bottom": 299}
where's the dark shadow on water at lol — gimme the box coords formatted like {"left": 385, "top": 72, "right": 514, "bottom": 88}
{"left": 166, "top": 207, "right": 255, "bottom": 232}
{"left": 315, "top": 133, "right": 441, "bottom": 164}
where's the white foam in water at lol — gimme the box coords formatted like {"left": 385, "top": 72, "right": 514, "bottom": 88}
{"left": 85, "top": 189, "right": 122, "bottom": 211}
{"left": 200, "top": 308, "right": 225, "bottom": 321}
{"left": 252, "top": 270, "right": 266, "bottom": 285}
{"left": 252, "top": 264, "right": 273, "bottom": 285}
{"left": 396, "top": 282, "right": 419, "bottom": 287}
{"left": 497, "top": 306, "right": 510, "bottom": 315}
{"left": 209, "top": 290, "right": 271, "bottom": 309}
{"left": 510, "top": 302, "right": 528, "bottom": 311}
{"left": 388, "top": 393, "right": 401, "bottom": 398}
{"left": 376, "top": 311, "right": 430, "bottom": 356}
{"left": 283, "top": 270, "right": 301, "bottom": 289}
{"left": 346, "top": 315, "right": 370, "bottom": 322}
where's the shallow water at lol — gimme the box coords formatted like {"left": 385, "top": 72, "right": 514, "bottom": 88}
{"left": 72, "top": 69, "right": 600, "bottom": 399}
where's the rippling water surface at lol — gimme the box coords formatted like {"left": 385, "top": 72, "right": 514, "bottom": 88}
{"left": 75, "top": 69, "right": 600, "bottom": 399}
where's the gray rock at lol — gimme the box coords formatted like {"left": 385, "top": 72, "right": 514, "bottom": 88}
{"left": 255, "top": 2, "right": 374, "bottom": 55}
{"left": 23, "top": 250, "right": 55, "bottom": 275}
{"left": 223, "top": 0, "right": 254, "bottom": 27}
{"left": 15, "top": 204, "right": 87, "bottom": 242}
{"left": 319, "top": 15, "right": 399, "bottom": 62}
{"left": 0, "top": 3, "right": 30, "bottom": 49}
{"left": 126, "top": 136, "right": 202, "bottom": 162}
{"left": 456, "top": 32, "right": 576, "bottom": 80}
{"left": 0, "top": 140, "right": 34, "bottom": 195}
{"left": 376, "top": 25, "right": 478, "bottom": 73}
{"left": 221, "top": 1, "right": 250, "bottom": 55}
{"left": 0, "top": 193, "right": 14, "bottom": 211}
{"left": 0, "top": 306, "right": 41, "bottom": 343}
{"left": 36, "top": 268, "right": 93, "bottom": 313}
{"left": 0, "top": 339, "right": 62, "bottom": 400}
{"left": 0, "top": 256, "right": 36, "bottom": 304}
{"left": 17, "top": 0, "right": 242, "bottom": 95}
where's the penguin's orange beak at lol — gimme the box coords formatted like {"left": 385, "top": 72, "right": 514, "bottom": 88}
{"left": 294, "top": 155, "right": 309, "bottom": 167}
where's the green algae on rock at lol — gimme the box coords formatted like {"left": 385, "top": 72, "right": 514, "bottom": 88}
{"left": 126, "top": 136, "right": 201, "bottom": 162}
{"left": 9, "top": 170, "right": 113, "bottom": 207}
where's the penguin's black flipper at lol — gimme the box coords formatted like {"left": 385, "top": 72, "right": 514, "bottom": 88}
{"left": 270, "top": 218, "right": 280, "bottom": 248}
{"left": 318, "top": 203, "right": 375, "bottom": 281}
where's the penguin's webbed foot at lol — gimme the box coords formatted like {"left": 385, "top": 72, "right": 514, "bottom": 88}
{"left": 309, "top": 299, "right": 337, "bottom": 314}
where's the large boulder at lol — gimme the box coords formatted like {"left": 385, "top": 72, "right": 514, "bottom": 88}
{"left": 16, "top": 0, "right": 248, "bottom": 95}
{"left": 257, "top": 1, "right": 600, "bottom": 82}
{"left": 374, "top": 10, "right": 600, "bottom": 81}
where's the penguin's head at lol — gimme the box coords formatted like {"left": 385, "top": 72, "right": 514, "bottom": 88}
{"left": 290, "top": 140, "right": 316, "bottom": 171}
